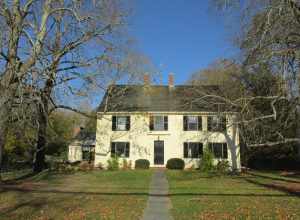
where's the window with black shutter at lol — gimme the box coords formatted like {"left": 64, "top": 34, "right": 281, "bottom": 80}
{"left": 208, "top": 143, "right": 228, "bottom": 159}
{"left": 183, "top": 142, "right": 203, "bottom": 158}
{"left": 150, "top": 115, "right": 168, "bottom": 131}
{"left": 183, "top": 116, "right": 202, "bottom": 131}
{"left": 111, "top": 142, "right": 130, "bottom": 158}
{"left": 207, "top": 116, "right": 226, "bottom": 132}
{"left": 112, "top": 116, "right": 130, "bottom": 131}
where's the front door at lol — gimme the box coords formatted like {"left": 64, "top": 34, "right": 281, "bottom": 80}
{"left": 154, "top": 140, "right": 164, "bottom": 165}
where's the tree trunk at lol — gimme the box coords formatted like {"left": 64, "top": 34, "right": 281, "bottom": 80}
{"left": 0, "top": 131, "right": 4, "bottom": 181}
{"left": 33, "top": 99, "right": 48, "bottom": 173}
{"left": 296, "top": 105, "right": 300, "bottom": 159}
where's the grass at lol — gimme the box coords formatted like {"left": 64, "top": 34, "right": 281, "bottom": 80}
{"left": 167, "top": 170, "right": 300, "bottom": 220}
{"left": 0, "top": 169, "right": 152, "bottom": 220}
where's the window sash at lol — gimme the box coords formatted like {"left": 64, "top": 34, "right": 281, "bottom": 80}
{"left": 184, "top": 142, "right": 203, "bottom": 158}
{"left": 187, "top": 116, "right": 198, "bottom": 130}
{"left": 112, "top": 116, "right": 130, "bottom": 131}
{"left": 208, "top": 143, "right": 228, "bottom": 159}
{"left": 207, "top": 116, "right": 226, "bottom": 132}
{"left": 111, "top": 142, "right": 130, "bottom": 158}
{"left": 154, "top": 116, "right": 164, "bottom": 130}
{"left": 151, "top": 116, "right": 168, "bottom": 131}
{"left": 117, "top": 117, "right": 127, "bottom": 130}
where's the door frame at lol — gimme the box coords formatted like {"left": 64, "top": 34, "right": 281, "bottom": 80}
{"left": 154, "top": 140, "right": 164, "bottom": 165}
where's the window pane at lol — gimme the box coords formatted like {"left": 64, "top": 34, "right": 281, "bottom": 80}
{"left": 184, "top": 142, "right": 202, "bottom": 158}
{"left": 154, "top": 116, "right": 164, "bottom": 130}
{"left": 116, "top": 142, "right": 126, "bottom": 157}
{"left": 213, "top": 143, "right": 223, "bottom": 158}
{"left": 117, "top": 117, "right": 127, "bottom": 130}
{"left": 111, "top": 142, "right": 130, "bottom": 158}
{"left": 82, "top": 151, "right": 90, "bottom": 160}
{"left": 187, "top": 116, "right": 198, "bottom": 130}
{"left": 190, "top": 143, "right": 199, "bottom": 158}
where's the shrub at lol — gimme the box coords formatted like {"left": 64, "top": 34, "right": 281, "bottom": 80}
{"left": 122, "top": 159, "right": 132, "bottom": 170}
{"left": 199, "top": 149, "right": 215, "bottom": 172}
{"left": 107, "top": 156, "right": 119, "bottom": 171}
{"left": 135, "top": 159, "right": 150, "bottom": 169}
{"left": 79, "top": 161, "right": 94, "bottom": 171}
{"left": 166, "top": 158, "right": 185, "bottom": 170}
{"left": 56, "top": 163, "right": 76, "bottom": 173}
{"left": 216, "top": 160, "right": 230, "bottom": 174}
{"left": 95, "top": 162, "right": 104, "bottom": 170}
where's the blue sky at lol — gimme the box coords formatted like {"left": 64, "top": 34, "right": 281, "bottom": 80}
{"left": 129, "top": 0, "right": 236, "bottom": 84}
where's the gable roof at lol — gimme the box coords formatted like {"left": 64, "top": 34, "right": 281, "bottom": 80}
{"left": 97, "top": 85, "right": 230, "bottom": 113}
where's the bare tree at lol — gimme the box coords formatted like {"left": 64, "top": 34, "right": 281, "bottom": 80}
{"left": 205, "top": 0, "right": 300, "bottom": 155}
{"left": 0, "top": 0, "right": 153, "bottom": 174}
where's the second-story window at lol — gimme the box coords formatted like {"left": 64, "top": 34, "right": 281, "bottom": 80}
{"left": 183, "top": 116, "right": 202, "bottom": 131}
{"left": 112, "top": 116, "right": 130, "bottom": 131}
{"left": 207, "top": 115, "right": 226, "bottom": 132}
{"left": 150, "top": 115, "right": 168, "bottom": 131}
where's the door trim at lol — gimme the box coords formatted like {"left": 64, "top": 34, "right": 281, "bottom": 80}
{"left": 154, "top": 140, "right": 164, "bottom": 165}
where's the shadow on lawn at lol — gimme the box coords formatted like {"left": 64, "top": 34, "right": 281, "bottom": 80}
{"left": 244, "top": 178, "right": 300, "bottom": 196}
{"left": 0, "top": 185, "right": 298, "bottom": 198}
{"left": 247, "top": 172, "right": 300, "bottom": 184}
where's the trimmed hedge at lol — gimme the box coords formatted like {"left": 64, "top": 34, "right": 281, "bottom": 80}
{"left": 135, "top": 159, "right": 150, "bottom": 169}
{"left": 166, "top": 158, "right": 185, "bottom": 170}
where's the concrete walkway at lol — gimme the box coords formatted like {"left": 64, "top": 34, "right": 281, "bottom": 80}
{"left": 142, "top": 169, "right": 173, "bottom": 220}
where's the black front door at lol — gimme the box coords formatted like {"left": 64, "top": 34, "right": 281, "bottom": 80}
{"left": 154, "top": 141, "right": 164, "bottom": 165}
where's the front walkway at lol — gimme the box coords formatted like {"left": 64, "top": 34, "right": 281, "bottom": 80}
{"left": 142, "top": 169, "right": 173, "bottom": 220}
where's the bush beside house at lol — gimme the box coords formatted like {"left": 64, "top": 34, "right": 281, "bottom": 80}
{"left": 166, "top": 158, "right": 185, "bottom": 169}
{"left": 135, "top": 159, "right": 150, "bottom": 169}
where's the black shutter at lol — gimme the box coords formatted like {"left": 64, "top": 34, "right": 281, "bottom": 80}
{"left": 208, "top": 143, "right": 213, "bottom": 153}
{"left": 164, "top": 116, "right": 168, "bottom": 130}
{"left": 126, "top": 116, "right": 130, "bottom": 130}
{"left": 112, "top": 116, "right": 116, "bottom": 131}
{"left": 199, "top": 143, "right": 203, "bottom": 156}
{"left": 223, "top": 143, "right": 228, "bottom": 159}
{"left": 207, "top": 116, "right": 211, "bottom": 131}
{"left": 111, "top": 142, "right": 116, "bottom": 157}
{"left": 198, "top": 116, "right": 202, "bottom": 131}
{"left": 184, "top": 142, "right": 188, "bottom": 158}
{"left": 149, "top": 116, "right": 154, "bottom": 131}
{"left": 125, "top": 142, "right": 130, "bottom": 157}
{"left": 221, "top": 116, "right": 226, "bottom": 132}
{"left": 183, "top": 116, "right": 188, "bottom": 131}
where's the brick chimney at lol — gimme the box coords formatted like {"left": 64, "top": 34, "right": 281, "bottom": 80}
{"left": 144, "top": 74, "right": 150, "bottom": 85}
{"left": 168, "top": 73, "right": 174, "bottom": 88}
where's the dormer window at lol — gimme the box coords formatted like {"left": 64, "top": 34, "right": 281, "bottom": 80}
{"left": 183, "top": 116, "right": 202, "bottom": 131}
{"left": 150, "top": 115, "right": 168, "bottom": 131}
{"left": 112, "top": 116, "right": 130, "bottom": 131}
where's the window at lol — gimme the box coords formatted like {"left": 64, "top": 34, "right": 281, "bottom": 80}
{"left": 208, "top": 143, "right": 228, "bottom": 159}
{"left": 112, "top": 116, "right": 130, "bottom": 131}
{"left": 184, "top": 142, "right": 203, "bottom": 158}
{"left": 111, "top": 142, "right": 130, "bottom": 158}
{"left": 183, "top": 116, "right": 202, "bottom": 131}
{"left": 207, "top": 115, "right": 226, "bottom": 132}
{"left": 150, "top": 115, "right": 168, "bottom": 131}
{"left": 82, "top": 146, "right": 95, "bottom": 162}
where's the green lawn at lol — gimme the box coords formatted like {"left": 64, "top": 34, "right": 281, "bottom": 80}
{"left": 0, "top": 170, "right": 152, "bottom": 220}
{"left": 167, "top": 170, "right": 300, "bottom": 220}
